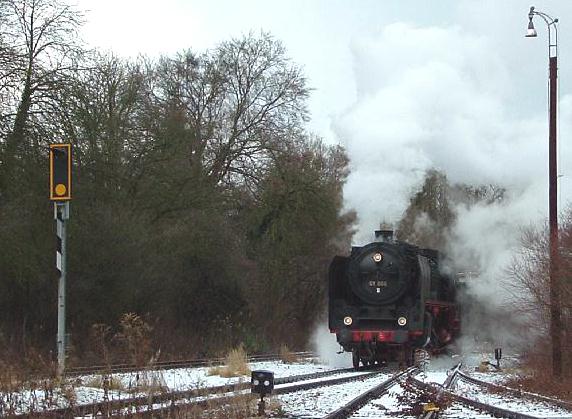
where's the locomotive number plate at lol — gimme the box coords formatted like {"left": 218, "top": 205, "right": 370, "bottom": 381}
{"left": 368, "top": 280, "right": 387, "bottom": 287}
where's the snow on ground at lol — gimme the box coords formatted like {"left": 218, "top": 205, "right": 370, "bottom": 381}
{"left": 272, "top": 353, "right": 572, "bottom": 419}
{"left": 0, "top": 357, "right": 343, "bottom": 415}
{"left": 454, "top": 379, "right": 572, "bottom": 418}
{"left": 82, "top": 358, "right": 340, "bottom": 393}
{"left": 275, "top": 372, "right": 392, "bottom": 418}
{"left": 166, "top": 359, "right": 340, "bottom": 390}
{"left": 347, "top": 380, "right": 413, "bottom": 418}
{"left": 3, "top": 353, "right": 572, "bottom": 417}
{"left": 274, "top": 365, "right": 455, "bottom": 417}
{"left": 468, "top": 371, "right": 512, "bottom": 385}
{"left": 420, "top": 370, "right": 449, "bottom": 386}
{"left": 440, "top": 402, "right": 496, "bottom": 419}
{"left": 348, "top": 385, "right": 494, "bottom": 418}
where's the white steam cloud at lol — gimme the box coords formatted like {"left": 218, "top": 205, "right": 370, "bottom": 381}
{"left": 335, "top": 22, "right": 560, "bottom": 240}
{"left": 333, "top": 22, "right": 572, "bottom": 354}
{"left": 311, "top": 323, "right": 352, "bottom": 368}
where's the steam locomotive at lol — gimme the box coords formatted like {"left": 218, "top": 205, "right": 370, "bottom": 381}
{"left": 328, "top": 230, "right": 460, "bottom": 369}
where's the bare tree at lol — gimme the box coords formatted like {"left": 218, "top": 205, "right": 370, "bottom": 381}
{"left": 150, "top": 33, "right": 309, "bottom": 190}
{"left": 58, "top": 52, "right": 145, "bottom": 194}
{"left": 506, "top": 209, "right": 572, "bottom": 374}
{"left": 211, "top": 33, "right": 309, "bottom": 184}
{"left": 0, "top": 0, "right": 84, "bottom": 190}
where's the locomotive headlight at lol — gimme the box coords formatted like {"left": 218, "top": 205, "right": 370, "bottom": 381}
{"left": 372, "top": 252, "right": 383, "bottom": 263}
{"left": 343, "top": 316, "right": 353, "bottom": 326}
{"left": 397, "top": 316, "right": 407, "bottom": 326}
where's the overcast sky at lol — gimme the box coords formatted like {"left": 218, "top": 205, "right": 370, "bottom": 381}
{"left": 76, "top": 0, "right": 572, "bottom": 244}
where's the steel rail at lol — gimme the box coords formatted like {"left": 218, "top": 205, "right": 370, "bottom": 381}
{"left": 273, "top": 368, "right": 386, "bottom": 396}
{"left": 410, "top": 376, "right": 539, "bottom": 419}
{"left": 457, "top": 371, "right": 572, "bottom": 412}
{"left": 4, "top": 365, "right": 359, "bottom": 418}
{"left": 64, "top": 350, "right": 316, "bottom": 376}
{"left": 145, "top": 367, "right": 393, "bottom": 418}
{"left": 420, "top": 363, "right": 463, "bottom": 419}
{"left": 98, "top": 367, "right": 387, "bottom": 418}
{"left": 322, "top": 367, "right": 419, "bottom": 419}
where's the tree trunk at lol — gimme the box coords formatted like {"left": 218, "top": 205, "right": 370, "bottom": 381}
{"left": 1, "top": 69, "right": 33, "bottom": 195}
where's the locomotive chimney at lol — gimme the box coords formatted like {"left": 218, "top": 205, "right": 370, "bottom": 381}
{"left": 374, "top": 229, "right": 394, "bottom": 242}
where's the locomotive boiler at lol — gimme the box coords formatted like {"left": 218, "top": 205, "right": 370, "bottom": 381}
{"left": 328, "top": 230, "right": 460, "bottom": 369}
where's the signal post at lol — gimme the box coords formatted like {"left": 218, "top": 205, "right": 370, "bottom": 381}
{"left": 49, "top": 144, "right": 72, "bottom": 376}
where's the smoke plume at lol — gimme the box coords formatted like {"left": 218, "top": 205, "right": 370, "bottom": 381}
{"left": 333, "top": 22, "right": 572, "bottom": 355}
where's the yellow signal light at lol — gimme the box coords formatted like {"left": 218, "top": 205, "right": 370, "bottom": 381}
{"left": 49, "top": 144, "right": 72, "bottom": 201}
{"left": 55, "top": 184, "right": 67, "bottom": 196}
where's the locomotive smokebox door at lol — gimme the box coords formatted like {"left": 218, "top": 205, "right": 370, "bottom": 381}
{"left": 251, "top": 370, "right": 274, "bottom": 395}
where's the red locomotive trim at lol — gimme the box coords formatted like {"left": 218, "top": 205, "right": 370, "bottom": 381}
{"left": 351, "top": 330, "right": 394, "bottom": 342}
{"left": 349, "top": 330, "right": 425, "bottom": 342}
{"left": 426, "top": 300, "right": 456, "bottom": 316}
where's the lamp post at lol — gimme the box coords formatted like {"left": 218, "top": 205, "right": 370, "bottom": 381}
{"left": 526, "top": 6, "right": 562, "bottom": 378}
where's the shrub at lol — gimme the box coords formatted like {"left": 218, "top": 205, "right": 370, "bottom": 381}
{"left": 279, "top": 345, "right": 298, "bottom": 364}
{"left": 207, "top": 345, "right": 250, "bottom": 377}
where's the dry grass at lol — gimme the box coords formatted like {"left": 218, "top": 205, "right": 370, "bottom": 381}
{"left": 158, "top": 393, "right": 285, "bottom": 418}
{"left": 279, "top": 344, "right": 298, "bottom": 364}
{"left": 505, "top": 372, "right": 572, "bottom": 402}
{"left": 503, "top": 345, "right": 572, "bottom": 402}
{"left": 117, "top": 313, "right": 153, "bottom": 368}
{"left": 84, "top": 375, "right": 126, "bottom": 391}
{"left": 0, "top": 368, "right": 79, "bottom": 416}
{"left": 205, "top": 392, "right": 256, "bottom": 418}
{"left": 207, "top": 345, "right": 250, "bottom": 378}
{"left": 131, "top": 390, "right": 258, "bottom": 418}
{"left": 132, "top": 371, "right": 168, "bottom": 393}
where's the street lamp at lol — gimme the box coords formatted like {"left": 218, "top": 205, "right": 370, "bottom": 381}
{"left": 525, "top": 6, "right": 562, "bottom": 378}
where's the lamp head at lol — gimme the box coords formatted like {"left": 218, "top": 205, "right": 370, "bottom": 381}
{"left": 526, "top": 7, "right": 537, "bottom": 38}
{"left": 526, "top": 18, "right": 538, "bottom": 37}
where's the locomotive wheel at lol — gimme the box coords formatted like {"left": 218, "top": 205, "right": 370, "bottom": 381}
{"left": 399, "top": 347, "right": 414, "bottom": 368}
{"left": 352, "top": 349, "right": 360, "bottom": 370}
{"left": 406, "top": 347, "right": 414, "bottom": 367}
{"left": 414, "top": 349, "right": 430, "bottom": 369}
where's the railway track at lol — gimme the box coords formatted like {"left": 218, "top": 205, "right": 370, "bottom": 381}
{"left": 276, "top": 363, "right": 571, "bottom": 419}
{"left": 143, "top": 365, "right": 391, "bottom": 417}
{"left": 6, "top": 365, "right": 366, "bottom": 417}
{"left": 64, "top": 350, "right": 315, "bottom": 376}
{"left": 322, "top": 366, "right": 419, "bottom": 419}
{"left": 100, "top": 365, "right": 572, "bottom": 419}
{"left": 315, "top": 364, "right": 460, "bottom": 419}
{"left": 449, "top": 372, "right": 572, "bottom": 419}
{"left": 409, "top": 368, "right": 572, "bottom": 419}
{"left": 2, "top": 350, "right": 318, "bottom": 416}
{"left": 307, "top": 362, "right": 570, "bottom": 419}
{"left": 457, "top": 371, "right": 572, "bottom": 411}
{"left": 411, "top": 376, "right": 537, "bottom": 419}
{"left": 417, "top": 363, "right": 463, "bottom": 419}
{"left": 7, "top": 357, "right": 572, "bottom": 418}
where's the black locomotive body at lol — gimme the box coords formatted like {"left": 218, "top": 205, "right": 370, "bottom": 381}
{"left": 328, "top": 230, "right": 460, "bottom": 369}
